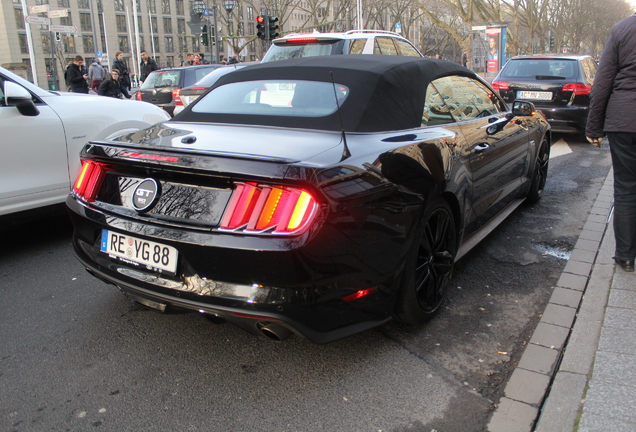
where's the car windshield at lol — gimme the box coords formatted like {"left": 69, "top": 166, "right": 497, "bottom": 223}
{"left": 141, "top": 70, "right": 182, "bottom": 89}
{"left": 499, "top": 59, "right": 578, "bottom": 79}
{"left": 192, "top": 80, "right": 349, "bottom": 117}
{"left": 262, "top": 40, "right": 345, "bottom": 62}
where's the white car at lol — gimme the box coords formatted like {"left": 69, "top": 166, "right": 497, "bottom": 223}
{"left": 261, "top": 30, "right": 423, "bottom": 62}
{"left": 0, "top": 66, "right": 170, "bottom": 217}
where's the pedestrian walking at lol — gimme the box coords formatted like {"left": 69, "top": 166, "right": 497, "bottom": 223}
{"left": 67, "top": 55, "right": 89, "bottom": 93}
{"left": 586, "top": 12, "right": 636, "bottom": 272}
{"left": 462, "top": 50, "right": 468, "bottom": 67}
{"left": 140, "top": 50, "right": 160, "bottom": 82}
{"left": 199, "top": 53, "right": 210, "bottom": 64}
{"left": 112, "top": 51, "right": 131, "bottom": 92}
{"left": 97, "top": 69, "right": 131, "bottom": 99}
{"left": 88, "top": 58, "right": 106, "bottom": 92}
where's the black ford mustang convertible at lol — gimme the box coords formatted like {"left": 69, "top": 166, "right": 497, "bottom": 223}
{"left": 68, "top": 55, "right": 550, "bottom": 344}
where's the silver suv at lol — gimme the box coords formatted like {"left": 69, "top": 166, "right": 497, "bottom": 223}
{"left": 261, "top": 30, "right": 423, "bottom": 62}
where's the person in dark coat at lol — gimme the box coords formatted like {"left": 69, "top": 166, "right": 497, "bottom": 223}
{"left": 67, "top": 55, "right": 89, "bottom": 93}
{"left": 97, "top": 69, "right": 131, "bottom": 99}
{"left": 586, "top": 13, "right": 636, "bottom": 272}
{"left": 112, "top": 51, "right": 131, "bottom": 90}
{"left": 140, "top": 51, "right": 160, "bottom": 82}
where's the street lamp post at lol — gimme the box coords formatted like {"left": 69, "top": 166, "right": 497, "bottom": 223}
{"left": 221, "top": 0, "right": 236, "bottom": 60}
{"left": 191, "top": 0, "right": 219, "bottom": 63}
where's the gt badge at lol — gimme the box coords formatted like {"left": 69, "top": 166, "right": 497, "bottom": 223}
{"left": 132, "top": 178, "right": 160, "bottom": 212}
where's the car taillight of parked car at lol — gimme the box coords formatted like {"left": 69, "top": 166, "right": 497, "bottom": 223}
{"left": 172, "top": 88, "right": 182, "bottom": 105}
{"left": 219, "top": 182, "right": 318, "bottom": 235}
{"left": 73, "top": 161, "right": 110, "bottom": 202}
{"left": 562, "top": 83, "right": 592, "bottom": 95}
{"left": 491, "top": 81, "right": 509, "bottom": 91}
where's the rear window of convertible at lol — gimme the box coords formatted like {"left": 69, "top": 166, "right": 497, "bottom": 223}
{"left": 191, "top": 80, "right": 350, "bottom": 117}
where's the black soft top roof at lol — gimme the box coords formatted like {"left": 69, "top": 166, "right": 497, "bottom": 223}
{"left": 176, "top": 55, "right": 477, "bottom": 132}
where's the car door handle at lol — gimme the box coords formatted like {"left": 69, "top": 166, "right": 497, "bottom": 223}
{"left": 474, "top": 143, "right": 490, "bottom": 153}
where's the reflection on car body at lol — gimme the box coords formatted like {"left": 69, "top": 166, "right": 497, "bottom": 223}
{"left": 67, "top": 55, "right": 550, "bottom": 344}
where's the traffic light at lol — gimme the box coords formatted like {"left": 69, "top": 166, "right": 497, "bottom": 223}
{"left": 55, "top": 32, "right": 61, "bottom": 42}
{"left": 268, "top": 16, "right": 280, "bottom": 40}
{"left": 201, "top": 24, "right": 208, "bottom": 46}
{"left": 256, "top": 15, "right": 267, "bottom": 40}
{"left": 549, "top": 36, "right": 555, "bottom": 49}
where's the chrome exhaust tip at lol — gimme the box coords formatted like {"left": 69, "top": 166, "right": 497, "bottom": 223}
{"left": 257, "top": 322, "right": 293, "bottom": 342}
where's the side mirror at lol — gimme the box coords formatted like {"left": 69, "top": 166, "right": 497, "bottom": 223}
{"left": 4, "top": 81, "right": 39, "bottom": 116}
{"left": 511, "top": 100, "right": 536, "bottom": 116}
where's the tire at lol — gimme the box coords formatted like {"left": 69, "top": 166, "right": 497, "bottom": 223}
{"left": 526, "top": 137, "right": 550, "bottom": 204}
{"left": 395, "top": 198, "right": 457, "bottom": 324}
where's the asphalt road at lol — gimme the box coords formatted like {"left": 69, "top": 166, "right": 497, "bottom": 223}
{"left": 0, "top": 134, "right": 612, "bottom": 432}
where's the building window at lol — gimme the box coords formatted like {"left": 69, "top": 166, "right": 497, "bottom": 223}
{"left": 58, "top": 0, "right": 70, "bottom": 6}
{"left": 41, "top": 32, "right": 50, "bottom": 51}
{"left": 77, "top": 0, "right": 89, "bottom": 8}
{"left": 148, "top": 0, "right": 156, "bottom": 14}
{"left": 114, "top": 0, "right": 124, "bottom": 12}
{"left": 151, "top": 17, "right": 158, "bottom": 33}
{"left": 192, "top": 35, "right": 199, "bottom": 52}
{"left": 137, "top": 17, "right": 143, "bottom": 32}
{"left": 118, "top": 35, "right": 129, "bottom": 52}
{"left": 138, "top": 36, "right": 145, "bottom": 52}
{"left": 15, "top": 8, "right": 25, "bottom": 29}
{"left": 167, "top": 55, "right": 174, "bottom": 67}
{"left": 161, "top": 0, "right": 170, "bottom": 14}
{"left": 62, "top": 35, "right": 75, "bottom": 53}
{"left": 247, "top": 7, "right": 253, "bottom": 20}
{"left": 19, "top": 33, "right": 29, "bottom": 53}
{"left": 60, "top": 15, "right": 72, "bottom": 26}
{"left": 96, "top": 0, "right": 102, "bottom": 12}
{"left": 116, "top": 15, "right": 126, "bottom": 32}
{"left": 153, "top": 36, "right": 160, "bottom": 52}
{"left": 83, "top": 34, "right": 94, "bottom": 52}
{"left": 36, "top": 0, "right": 49, "bottom": 4}
{"left": 80, "top": 12, "right": 92, "bottom": 31}
{"left": 165, "top": 36, "right": 173, "bottom": 52}
{"left": 238, "top": 21, "right": 244, "bottom": 37}
{"left": 163, "top": 17, "right": 172, "bottom": 33}
{"left": 177, "top": 18, "right": 185, "bottom": 34}
{"left": 175, "top": 0, "right": 184, "bottom": 15}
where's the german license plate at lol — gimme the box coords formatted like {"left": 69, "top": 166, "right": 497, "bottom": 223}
{"left": 100, "top": 230, "right": 178, "bottom": 275}
{"left": 518, "top": 91, "right": 552, "bottom": 101}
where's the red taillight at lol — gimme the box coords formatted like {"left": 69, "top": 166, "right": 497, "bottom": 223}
{"left": 220, "top": 183, "right": 318, "bottom": 235}
{"left": 342, "top": 287, "right": 377, "bottom": 302}
{"left": 172, "top": 88, "right": 182, "bottom": 105}
{"left": 286, "top": 37, "right": 319, "bottom": 44}
{"left": 136, "top": 91, "right": 142, "bottom": 101}
{"left": 73, "top": 161, "right": 109, "bottom": 202}
{"left": 491, "top": 80, "right": 509, "bottom": 91}
{"left": 562, "top": 83, "right": 592, "bottom": 95}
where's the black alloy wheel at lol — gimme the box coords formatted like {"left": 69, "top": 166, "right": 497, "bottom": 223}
{"left": 395, "top": 198, "right": 457, "bottom": 324}
{"left": 527, "top": 137, "right": 550, "bottom": 204}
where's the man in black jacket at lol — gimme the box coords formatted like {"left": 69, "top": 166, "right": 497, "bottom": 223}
{"left": 586, "top": 13, "right": 636, "bottom": 272}
{"left": 112, "top": 51, "right": 131, "bottom": 91}
{"left": 97, "top": 69, "right": 131, "bottom": 99}
{"left": 140, "top": 51, "right": 160, "bottom": 82}
{"left": 67, "top": 55, "right": 89, "bottom": 93}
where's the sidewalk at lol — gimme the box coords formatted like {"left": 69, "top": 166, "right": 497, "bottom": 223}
{"left": 488, "top": 169, "right": 636, "bottom": 432}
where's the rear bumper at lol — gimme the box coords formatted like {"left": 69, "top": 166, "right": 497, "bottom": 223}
{"left": 535, "top": 105, "right": 588, "bottom": 133}
{"left": 67, "top": 196, "right": 402, "bottom": 344}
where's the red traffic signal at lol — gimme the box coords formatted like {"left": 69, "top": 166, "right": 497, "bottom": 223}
{"left": 256, "top": 15, "right": 267, "bottom": 40}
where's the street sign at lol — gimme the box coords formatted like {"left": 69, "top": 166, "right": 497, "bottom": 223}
{"left": 97, "top": 51, "right": 103, "bottom": 57}
{"left": 50, "top": 24, "right": 78, "bottom": 34}
{"left": 25, "top": 16, "right": 50, "bottom": 25}
{"left": 203, "top": 8, "right": 212, "bottom": 16}
{"left": 395, "top": 22, "right": 402, "bottom": 34}
{"left": 48, "top": 9, "right": 69, "bottom": 18}
{"left": 29, "top": 5, "right": 49, "bottom": 14}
